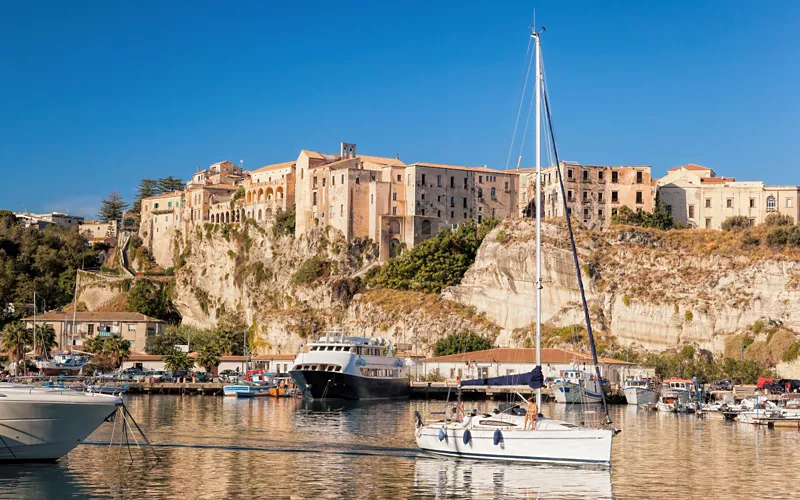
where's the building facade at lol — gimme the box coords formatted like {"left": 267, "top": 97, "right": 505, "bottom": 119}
{"left": 657, "top": 164, "right": 800, "bottom": 229}
{"left": 24, "top": 311, "right": 165, "bottom": 352}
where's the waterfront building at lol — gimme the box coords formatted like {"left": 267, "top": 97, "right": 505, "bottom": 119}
{"left": 657, "top": 164, "right": 800, "bottom": 229}
{"left": 122, "top": 352, "right": 297, "bottom": 375}
{"left": 520, "top": 162, "right": 655, "bottom": 229}
{"left": 23, "top": 311, "right": 165, "bottom": 352}
{"left": 417, "top": 347, "right": 633, "bottom": 386}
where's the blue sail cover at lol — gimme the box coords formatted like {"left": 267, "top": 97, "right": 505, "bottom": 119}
{"left": 461, "top": 366, "right": 543, "bottom": 389}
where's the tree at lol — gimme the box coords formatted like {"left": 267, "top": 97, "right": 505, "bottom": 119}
{"left": 127, "top": 280, "right": 180, "bottom": 323}
{"left": 764, "top": 213, "right": 793, "bottom": 227}
{"left": 98, "top": 191, "right": 129, "bottom": 223}
{"left": 163, "top": 348, "right": 194, "bottom": 372}
{"left": 33, "top": 324, "right": 57, "bottom": 358}
{"left": 102, "top": 334, "right": 131, "bottom": 369}
{"left": 433, "top": 331, "right": 493, "bottom": 357}
{"left": 158, "top": 176, "right": 184, "bottom": 193}
{"left": 721, "top": 216, "right": 749, "bottom": 231}
{"left": 83, "top": 336, "right": 105, "bottom": 354}
{"left": 272, "top": 205, "right": 296, "bottom": 237}
{"left": 214, "top": 312, "right": 247, "bottom": 355}
{"left": 196, "top": 346, "right": 221, "bottom": 372}
{"left": 132, "top": 178, "right": 160, "bottom": 216}
{"left": 1, "top": 322, "right": 31, "bottom": 373}
{"left": 610, "top": 203, "right": 675, "bottom": 230}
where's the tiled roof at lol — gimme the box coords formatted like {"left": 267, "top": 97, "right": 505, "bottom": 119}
{"left": 24, "top": 312, "right": 165, "bottom": 323}
{"left": 411, "top": 162, "right": 516, "bottom": 175}
{"left": 667, "top": 164, "right": 712, "bottom": 172}
{"left": 144, "top": 191, "right": 185, "bottom": 201}
{"left": 358, "top": 155, "right": 405, "bottom": 167}
{"left": 301, "top": 150, "right": 326, "bottom": 160}
{"left": 253, "top": 161, "right": 296, "bottom": 173}
{"left": 422, "top": 348, "right": 632, "bottom": 365}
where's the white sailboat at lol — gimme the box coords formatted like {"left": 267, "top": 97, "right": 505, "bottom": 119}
{"left": 414, "top": 27, "right": 618, "bottom": 466}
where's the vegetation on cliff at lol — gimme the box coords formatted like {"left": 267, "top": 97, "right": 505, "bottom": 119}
{"left": 610, "top": 204, "right": 676, "bottom": 230}
{"left": 145, "top": 314, "right": 248, "bottom": 356}
{"left": 367, "top": 218, "right": 499, "bottom": 293}
{"left": 127, "top": 280, "right": 181, "bottom": 323}
{"left": 433, "top": 331, "right": 494, "bottom": 357}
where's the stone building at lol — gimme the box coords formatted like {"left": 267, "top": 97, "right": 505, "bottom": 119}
{"left": 23, "top": 311, "right": 165, "bottom": 352}
{"left": 520, "top": 162, "right": 655, "bottom": 229}
{"left": 657, "top": 164, "right": 800, "bottom": 229}
{"left": 80, "top": 220, "right": 118, "bottom": 243}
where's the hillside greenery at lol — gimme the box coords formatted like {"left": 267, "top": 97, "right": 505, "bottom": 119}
{"left": 433, "top": 330, "right": 493, "bottom": 357}
{"left": 127, "top": 280, "right": 181, "bottom": 323}
{"left": 144, "top": 315, "right": 248, "bottom": 356}
{"left": 367, "top": 218, "right": 499, "bottom": 293}
{"left": 610, "top": 204, "right": 676, "bottom": 230}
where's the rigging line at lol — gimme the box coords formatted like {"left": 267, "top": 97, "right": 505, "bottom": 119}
{"left": 542, "top": 63, "right": 612, "bottom": 426}
{"left": 505, "top": 35, "right": 536, "bottom": 171}
{"left": 517, "top": 67, "right": 537, "bottom": 169}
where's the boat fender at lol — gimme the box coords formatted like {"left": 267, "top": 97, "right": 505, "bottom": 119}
{"left": 438, "top": 427, "right": 446, "bottom": 442}
{"left": 414, "top": 411, "right": 423, "bottom": 429}
{"left": 463, "top": 429, "right": 471, "bottom": 445}
{"left": 493, "top": 429, "right": 503, "bottom": 446}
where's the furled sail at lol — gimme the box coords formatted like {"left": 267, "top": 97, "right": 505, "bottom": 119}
{"left": 460, "top": 366, "right": 543, "bottom": 389}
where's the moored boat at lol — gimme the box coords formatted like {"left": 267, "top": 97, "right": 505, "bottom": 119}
{"left": 623, "top": 375, "right": 660, "bottom": 405}
{"left": 552, "top": 370, "right": 604, "bottom": 404}
{"left": 657, "top": 378, "right": 696, "bottom": 413}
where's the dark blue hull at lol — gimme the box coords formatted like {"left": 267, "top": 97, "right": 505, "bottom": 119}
{"left": 290, "top": 370, "right": 410, "bottom": 400}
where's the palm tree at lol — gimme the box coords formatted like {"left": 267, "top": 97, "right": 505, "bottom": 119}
{"left": 83, "top": 336, "right": 104, "bottom": 354}
{"left": 34, "top": 324, "right": 57, "bottom": 358}
{"left": 196, "top": 346, "right": 220, "bottom": 373}
{"left": 102, "top": 334, "right": 131, "bottom": 369}
{"left": 1, "top": 322, "right": 32, "bottom": 375}
{"left": 163, "top": 348, "right": 194, "bottom": 372}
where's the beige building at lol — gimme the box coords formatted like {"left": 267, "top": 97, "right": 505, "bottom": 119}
{"left": 24, "top": 311, "right": 165, "bottom": 352}
{"left": 80, "top": 220, "right": 118, "bottom": 243}
{"left": 520, "top": 162, "right": 655, "bottom": 229}
{"left": 657, "top": 164, "right": 800, "bottom": 229}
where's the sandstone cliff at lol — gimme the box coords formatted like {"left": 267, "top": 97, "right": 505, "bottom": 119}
{"left": 446, "top": 220, "right": 800, "bottom": 354}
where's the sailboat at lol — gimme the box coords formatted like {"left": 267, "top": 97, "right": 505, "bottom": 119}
{"left": 414, "top": 27, "right": 619, "bottom": 466}
{"left": 34, "top": 273, "right": 88, "bottom": 376}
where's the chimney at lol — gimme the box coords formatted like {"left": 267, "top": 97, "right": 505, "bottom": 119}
{"left": 340, "top": 142, "right": 356, "bottom": 159}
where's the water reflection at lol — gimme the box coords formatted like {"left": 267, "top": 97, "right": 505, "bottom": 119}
{"left": 1, "top": 396, "right": 799, "bottom": 498}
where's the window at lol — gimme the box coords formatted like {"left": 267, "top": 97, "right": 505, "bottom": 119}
{"left": 88, "top": 324, "right": 94, "bottom": 335}
{"left": 450, "top": 176, "right": 455, "bottom": 188}
{"left": 397, "top": 174, "right": 401, "bottom": 182}
{"left": 665, "top": 204, "right": 672, "bottom": 215}
{"left": 767, "top": 195, "right": 776, "bottom": 211}
{"left": 582, "top": 170, "right": 588, "bottom": 181}
{"left": 437, "top": 175, "right": 441, "bottom": 187}
{"left": 463, "top": 178, "right": 468, "bottom": 189}
{"left": 128, "top": 324, "right": 136, "bottom": 332}
{"left": 462, "top": 198, "right": 467, "bottom": 208}
{"left": 583, "top": 191, "right": 589, "bottom": 202}
{"left": 437, "top": 210, "right": 441, "bottom": 217}
{"left": 611, "top": 171, "right": 619, "bottom": 183}
{"left": 490, "top": 187, "right": 496, "bottom": 199}
{"left": 313, "top": 177, "right": 317, "bottom": 188}
{"left": 355, "top": 177, "right": 360, "bottom": 185}
{"left": 598, "top": 171, "right": 604, "bottom": 181}
{"left": 371, "top": 194, "right": 374, "bottom": 204}
{"left": 300, "top": 169, "right": 304, "bottom": 180}
{"left": 332, "top": 176, "right": 335, "bottom": 186}
{"left": 407, "top": 174, "right": 411, "bottom": 186}
{"left": 705, "top": 198, "right": 711, "bottom": 208}
{"left": 636, "top": 171, "right": 643, "bottom": 184}
{"left": 477, "top": 188, "right": 483, "bottom": 199}
{"left": 504, "top": 181, "right": 509, "bottom": 190}
{"left": 611, "top": 191, "right": 619, "bottom": 203}
{"left": 788, "top": 198, "right": 794, "bottom": 208}
{"left": 154, "top": 202, "right": 159, "bottom": 209}
{"left": 688, "top": 205, "right": 695, "bottom": 218}
{"left": 341, "top": 174, "right": 344, "bottom": 184}
{"left": 636, "top": 191, "right": 643, "bottom": 204}
{"left": 312, "top": 192, "right": 317, "bottom": 206}
{"left": 168, "top": 201, "right": 172, "bottom": 208}
{"left": 421, "top": 208, "right": 425, "bottom": 215}
{"left": 749, "top": 198, "right": 756, "bottom": 208}
{"left": 392, "top": 207, "right": 397, "bottom": 215}
{"left": 598, "top": 192, "right": 604, "bottom": 203}
{"left": 421, "top": 194, "right": 425, "bottom": 200}
{"left": 583, "top": 208, "right": 589, "bottom": 218}
{"left": 749, "top": 218, "right": 756, "bottom": 226}
{"left": 567, "top": 168, "right": 573, "bottom": 179}
{"left": 450, "top": 197, "right": 455, "bottom": 207}
{"left": 421, "top": 174, "right": 426, "bottom": 185}
{"left": 612, "top": 208, "right": 618, "bottom": 216}
{"left": 726, "top": 199, "right": 733, "bottom": 208}
{"left": 340, "top": 205, "right": 343, "bottom": 216}
{"left": 479, "top": 175, "right": 483, "bottom": 184}
{"left": 705, "top": 218, "right": 712, "bottom": 228}
{"left": 567, "top": 190, "right": 573, "bottom": 201}
{"left": 392, "top": 192, "right": 397, "bottom": 201}
{"left": 598, "top": 209, "right": 604, "bottom": 217}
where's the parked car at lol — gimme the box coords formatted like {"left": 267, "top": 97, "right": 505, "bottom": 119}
{"left": 172, "top": 370, "right": 192, "bottom": 381}
{"left": 119, "top": 368, "right": 144, "bottom": 381}
{"left": 709, "top": 379, "right": 733, "bottom": 391}
{"left": 193, "top": 371, "right": 211, "bottom": 383}
{"left": 144, "top": 370, "right": 171, "bottom": 382}
{"left": 218, "top": 370, "right": 241, "bottom": 383}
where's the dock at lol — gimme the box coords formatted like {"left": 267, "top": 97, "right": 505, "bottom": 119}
{"left": 125, "top": 382, "right": 227, "bottom": 395}
{"left": 410, "top": 381, "right": 553, "bottom": 400}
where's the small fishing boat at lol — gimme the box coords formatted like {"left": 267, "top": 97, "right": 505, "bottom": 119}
{"left": 623, "top": 374, "right": 660, "bottom": 405}
{"left": 551, "top": 369, "right": 605, "bottom": 404}
{"left": 235, "top": 389, "right": 256, "bottom": 399}
{"left": 657, "top": 378, "right": 696, "bottom": 413}
{"left": 223, "top": 385, "right": 253, "bottom": 397}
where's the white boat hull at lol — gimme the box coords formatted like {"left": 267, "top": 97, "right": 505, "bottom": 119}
{"left": 552, "top": 381, "right": 603, "bottom": 404}
{"left": 624, "top": 387, "right": 659, "bottom": 405}
{"left": 0, "top": 387, "right": 121, "bottom": 461}
{"left": 415, "top": 419, "right": 612, "bottom": 466}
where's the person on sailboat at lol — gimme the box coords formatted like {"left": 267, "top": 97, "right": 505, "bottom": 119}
{"left": 524, "top": 397, "right": 538, "bottom": 430}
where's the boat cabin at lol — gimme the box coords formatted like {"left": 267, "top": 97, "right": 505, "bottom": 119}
{"left": 663, "top": 378, "right": 694, "bottom": 391}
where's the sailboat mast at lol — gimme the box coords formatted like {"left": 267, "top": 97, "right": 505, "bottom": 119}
{"left": 533, "top": 31, "right": 543, "bottom": 411}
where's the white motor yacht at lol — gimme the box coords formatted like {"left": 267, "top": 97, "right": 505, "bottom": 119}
{"left": 0, "top": 384, "right": 121, "bottom": 462}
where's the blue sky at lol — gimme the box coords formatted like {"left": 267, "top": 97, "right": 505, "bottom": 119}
{"left": 1, "top": 1, "right": 798, "bottom": 217}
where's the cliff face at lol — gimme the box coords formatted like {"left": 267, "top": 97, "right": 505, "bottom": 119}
{"left": 171, "top": 222, "right": 500, "bottom": 355}
{"left": 446, "top": 220, "right": 800, "bottom": 354}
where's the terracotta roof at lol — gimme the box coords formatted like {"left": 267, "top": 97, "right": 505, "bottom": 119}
{"left": 24, "top": 312, "right": 165, "bottom": 323}
{"left": 301, "top": 150, "right": 327, "bottom": 160}
{"left": 144, "top": 191, "right": 184, "bottom": 201}
{"left": 411, "top": 163, "right": 517, "bottom": 175}
{"left": 253, "top": 161, "right": 296, "bottom": 173}
{"left": 358, "top": 155, "right": 405, "bottom": 167}
{"left": 667, "top": 164, "right": 712, "bottom": 172}
{"left": 700, "top": 177, "right": 735, "bottom": 183}
{"left": 422, "top": 348, "right": 632, "bottom": 365}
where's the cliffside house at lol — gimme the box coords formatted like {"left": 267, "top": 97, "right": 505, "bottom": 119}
{"left": 417, "top": 348, "right": 634, "bottom": 386}
{"left": 24, "top": 311, "right": 165, "bottom": 353}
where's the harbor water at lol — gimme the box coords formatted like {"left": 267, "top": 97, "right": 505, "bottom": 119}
{"left": 1, "top": 395, "right": 799, "bottom": 499}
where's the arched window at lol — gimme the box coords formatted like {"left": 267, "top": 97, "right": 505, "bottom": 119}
{"left": 246, "top": 191, "right": 252, "bottom": 203}
{"left": 421, "top": 220, "right": 431, "bottom": 235}
{"left": 276, "top": 186, "right": 284, "bottom": 199}
{"left": 266, "top": 208, "right": 272, "bottom": 218}
{"left": 767, "top": 195, "right": 776, "bottom": 211}
{"left": 258, "top": 209, "right": 262, "bottom": 221}
{"left": 258, "top": 188, "right": 264, "bottom": 202}
{"left": 266, "top": 187, "right": 274, "bottom": 201}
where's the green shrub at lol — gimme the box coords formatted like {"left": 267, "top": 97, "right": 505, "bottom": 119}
{"left": 741, "top": 232, "right": 760, "bottom": 246}
{"left": 622, "top": 294, "right": 631, "bottom": 307}
{"left": 721, "top": 216, "right": 749, "bottom": 231}
{"left": 782, "top": 342, "right": 800, "bottom": 363}
{"left": 789, "top": 227, "right": 800, "bottom": 246}
{"left": 610, "top": 203, "right": 675, "bottom": 230}
{"left": 752, "top": 321, "right": 764, "bottom": 335}
{"left": 495, "top": 229, "right": 509, "bottom": 244}
{"left": 433, "top": 331, "right": 493, "bottom": 356}
{"left": 684, "top": 310, "right": 694, "bottom": 322}
{"left": 764, "top": 213, "right": 793, "bottom": 227}
{"left": 292, "top": 256, "right": 329, "bottom": 285}
{"left": 273, "top": 206, "right": 296, "bottom": 238}
{"left": 766, "top": 227, "right": 789, "bottom": 246}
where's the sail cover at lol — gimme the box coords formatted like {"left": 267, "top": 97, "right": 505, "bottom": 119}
{"left": 461, "top": 366, "right": 543, "bottom": 389}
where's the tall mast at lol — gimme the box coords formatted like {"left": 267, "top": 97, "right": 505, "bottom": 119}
{"left": 533, "top": 30, "right": 542, "bottom": 411}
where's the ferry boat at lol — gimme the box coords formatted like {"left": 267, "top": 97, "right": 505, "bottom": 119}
{"left": 623, "top": 374, "right": 660, "bottom": 405}
{"left": 289, "top": 327, "right": 409, "bottom": 400}
{"left": 551, "top": 369, "right": 604, "bottom": 404}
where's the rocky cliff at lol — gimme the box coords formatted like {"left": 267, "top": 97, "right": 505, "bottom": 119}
{"left": 446, "top": 219, "right": 800, "bottom": 354}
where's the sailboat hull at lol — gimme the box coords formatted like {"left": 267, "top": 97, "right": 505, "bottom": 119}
{"left": 415, "top": 423, "right": 612, "bottom": 465}
{"left": 623, "top": 387, "right": 659, "bottom": 405}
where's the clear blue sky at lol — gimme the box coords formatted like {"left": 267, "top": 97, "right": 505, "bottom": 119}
{"left": 1, "top": 1, "right": 798, "bottom": 218}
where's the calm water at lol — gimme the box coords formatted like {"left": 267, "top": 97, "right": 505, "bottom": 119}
{"left": 1, "top": 395, "right": 799, "bottom": 499}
